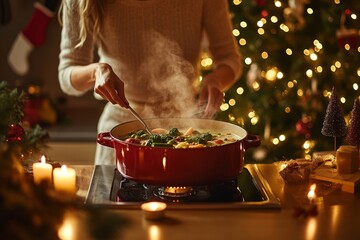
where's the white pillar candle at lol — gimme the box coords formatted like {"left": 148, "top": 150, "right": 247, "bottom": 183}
{"left": 53, "top": 165, "right": 76, "bottom": 194}
{"left": 33, "top": 155, "right": 53, "bottom": 184}
{"left": 141, "top": 202, "right": 167, "bottom": 220}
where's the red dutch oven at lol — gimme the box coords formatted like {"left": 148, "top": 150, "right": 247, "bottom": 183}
{"left": 97, "top": 118, "right": 260, "bottom": 186}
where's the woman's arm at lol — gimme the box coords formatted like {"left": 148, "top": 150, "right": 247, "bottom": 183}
{"left": 58, "top": 1, "right": 128, "bottom": 107}
{"left": 199, "top": 0, "right": 242, "bottom": 118}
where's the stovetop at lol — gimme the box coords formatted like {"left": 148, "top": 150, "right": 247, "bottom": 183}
{"left": 85, "top": 164, "right": 281, "bottom": 209}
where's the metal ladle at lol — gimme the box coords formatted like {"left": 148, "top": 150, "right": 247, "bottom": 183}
{"left": 128, "top": 106, "right": 152, "bottom": 135}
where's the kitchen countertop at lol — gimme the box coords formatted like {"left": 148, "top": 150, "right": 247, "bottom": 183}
{"left": 46, "top": 104, "right": 104, "bottom": 142}
{"left": 71, "top": 164, "right": 360, "bottom": 240}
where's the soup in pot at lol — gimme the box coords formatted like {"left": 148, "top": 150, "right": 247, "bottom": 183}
{"left": 120, "top": 127, "right": 240, "bottom": 148}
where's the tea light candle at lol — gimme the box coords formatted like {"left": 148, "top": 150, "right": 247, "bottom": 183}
{"left": 53, "top": 165, "right": 76, "bottom": 194}
{"left": 141, "top": 202, "right": 167, "bottom": 220}
{"left": 33, "top": 155, "right": 53, "bottom": 184}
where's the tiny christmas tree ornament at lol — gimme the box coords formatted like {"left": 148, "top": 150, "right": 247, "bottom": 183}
{"left": 296, "top": 115, "right": 313, "bottom": 139}
{"left": 6, "top": 123, "right": 25, "bottom": 142}
{"left": 336, "top": 9, "right": 359, "bottom": 50}
{"left": 321, "top": 87, "right": 346, "bottom": 151}
{"left": 346, "top": 98, "right": 360, "bottom": 151}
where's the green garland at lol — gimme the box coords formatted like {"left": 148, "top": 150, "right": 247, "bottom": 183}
{"left": 0, "top": 81, "right": 127, "bottom": 239}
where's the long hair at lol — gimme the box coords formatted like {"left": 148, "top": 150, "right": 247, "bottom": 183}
{"left": 58, "top": 0, "right": 104, "bottom": 47}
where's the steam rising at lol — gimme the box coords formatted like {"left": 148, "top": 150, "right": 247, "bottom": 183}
{"left": 137, "top": 31, "right": 199, "bottom": 118}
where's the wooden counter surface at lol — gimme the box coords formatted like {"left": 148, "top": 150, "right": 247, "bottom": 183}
{"left": 70, "top": 164, "right": 360, "bottom": 240}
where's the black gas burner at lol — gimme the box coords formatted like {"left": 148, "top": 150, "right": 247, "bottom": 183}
{"left": 85, "top": 165, "right": 281, "bottom": 209}
{"left": 113, "top": 170, "right": 243, "bottom": 203}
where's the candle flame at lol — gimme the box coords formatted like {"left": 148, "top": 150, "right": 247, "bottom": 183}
{"left": 149, "top": 202, "right": 160, "bottom": 211}
{"left": 141, "top": 202, "right": 167, "bottom": 211}
{"left": 41, "top": 155, "right": 46, "bottom": 164}
{"left": 307, "top": 184, "right": 316, "bottom": 200}
{"left": 61, "top": 165, "right": 67, "bottom": 174}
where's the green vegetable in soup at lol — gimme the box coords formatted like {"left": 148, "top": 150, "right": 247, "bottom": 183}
{"left": 185, "top": 133, "right": 213, "bottom": 144}
{"left": 121, "top": 127, "right": 238, "bottom": 148}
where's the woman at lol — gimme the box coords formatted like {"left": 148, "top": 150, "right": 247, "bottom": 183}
{"left": 58, "top": 0, "right": 242, "bottom": 165}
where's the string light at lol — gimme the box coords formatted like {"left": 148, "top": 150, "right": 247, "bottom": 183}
{"left": 233, "top": 0, "right": 242, "bottom": 5}
{"left": 251, "top": 116, "right": 259, "bottom": 125}
{"left": 257, "top": 20, "right": 264, "bottom": 28}
{"left": 244, "top": 57, "right": 252, "bottom": 65}
{"left": 236, "top": 87, "right": 244, "bottom": 95}
{"left": 223, "top": 0, "right": 357, "bottom": 161}
{"left": 310, "top": 53, "right": 318, "bottom": 61}
{"left": 279, "top": 135, "right": 286, "bottom": 141}
{"left": 248, "top": 111, "right": 256, "bottom": 118}
{"left": 232, "top": 29, "right": 240, "bottom": 37}
{"left": 228, "top": 114, "right": 235, "bottom": 121}
{"left": 274, "top": 1, "right": 282, "bottom": 8}
{"left": 272, "top": 138, "right": 280, "bottom": 145}
{"left": 239, "top": 38, "right": 247, "bottom": 46}
{"left": 228, "top": 99, "right": 236, "bottom": 106}
{"left": 261, "top": 52, "right": 269, "bottom": 59}
{"left": 252, "top": 81, "right": 260, "bottom": 91}
{"left": 306, "top": 69, "right": 313, "bottom": 78}
{"left": 353, "top": 83, "right": 359, "bottom": 91}
{"left": 240, "top": 21, "right": 247, "bottom": 28}
{"left": 315, "top": 66, "right": 323, "bottom": 73}
{"left": 270, "top": 16, "right": 278, "bottom": 23}
{"left": 264, "top": 67, "right": 278, "bottom": 81}
{"left": 334, "top": 61, "right": 341, "bottom": 68}
{"left": 307, "top": 8, "right": 314, "bottom": 14}
{"left": 220, "top": 103, "right": 229, "bottom": 111}
{"left": 297, "top": 89, "right": 304, "bottom": 96}
{"left": 280, "top": 23, "right": 290, "bottom": 32}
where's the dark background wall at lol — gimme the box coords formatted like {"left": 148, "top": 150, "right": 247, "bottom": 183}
{"left": 0, "top": 0, "right": 102, "bottom": 109}
{"left": 1, "top": 0, "right": 105, "bottom": 141}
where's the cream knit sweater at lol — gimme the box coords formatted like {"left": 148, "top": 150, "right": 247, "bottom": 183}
{"left": 58, "top": 0, "right": 241, "bottom": 105}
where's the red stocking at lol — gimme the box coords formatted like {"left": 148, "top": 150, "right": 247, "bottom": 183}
{"left": 8, "top": 1, "right": 58, "bottom": 76}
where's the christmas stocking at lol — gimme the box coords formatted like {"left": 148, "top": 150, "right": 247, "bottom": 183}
{"left": 7, "top": 0, "right": 59, "bottom": 76}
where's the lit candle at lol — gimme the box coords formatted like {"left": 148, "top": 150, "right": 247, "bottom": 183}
{"left": 33, "top": 155, "right": 53, "bottom": 184}
{"left": 307, "top": 184, "right": 317, "bottom": 205}
{"left": 53, "top": 165, "right": 76, "bottom": 194}
{"left": 141, "top": 202, "right": 167, "bottom": 220}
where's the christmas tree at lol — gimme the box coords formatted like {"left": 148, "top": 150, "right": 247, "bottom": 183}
{"left": 321, "top": 87, "right": 346, "bottom": 150}
{"left": 346, "top": 98, "right": 360, "bottom": 150}
{"left": 204, "top": 0, "right": 360, "bottom": 162}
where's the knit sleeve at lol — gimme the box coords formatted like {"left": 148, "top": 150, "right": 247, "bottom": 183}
{"left": 203, "top": 0, "right": 242, "bottom": 80}
{"left": 58, "top": 0, "right": 95, "bottom": 96}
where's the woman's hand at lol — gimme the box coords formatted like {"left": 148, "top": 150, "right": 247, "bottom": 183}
{"left": 198, "top": 75, "right": 224, "bottom": 119}
{"left": 198, "top": 65, "right": 237, "bottom": 118}
{"left": 94, "top": 63, "right": 129, "bottom": 108}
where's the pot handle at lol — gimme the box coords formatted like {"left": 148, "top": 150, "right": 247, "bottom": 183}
{"left": 97, "top": 132, "right": 115, "bottom": 148}
{"left": 244, "top": 134, "right": 261, "bottom": 149}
